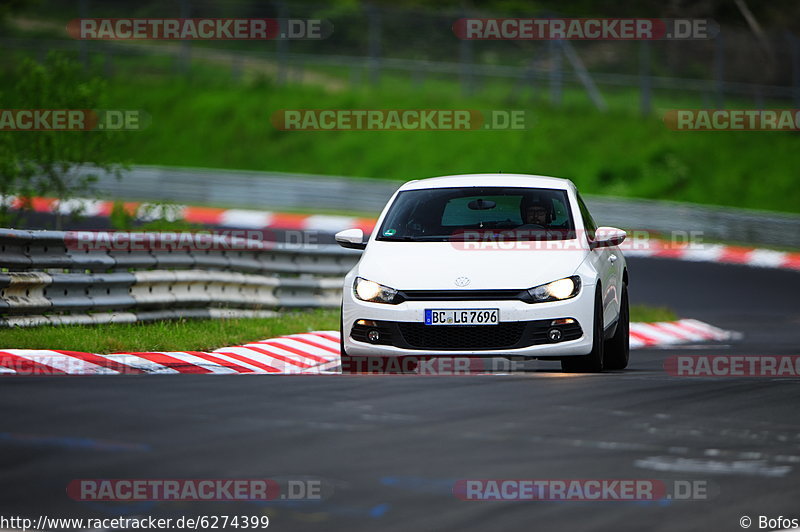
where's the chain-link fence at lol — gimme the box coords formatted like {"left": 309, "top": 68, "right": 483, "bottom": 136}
{"left": 3, "top": 0, "right": 799, "bottom": 113}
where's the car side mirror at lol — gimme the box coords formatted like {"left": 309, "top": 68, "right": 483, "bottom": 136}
{"left": 335, "top": 228, "right": 367, "bottom": 250}
{"left": 590, "top": 227, "right": 626, "bottom": 249}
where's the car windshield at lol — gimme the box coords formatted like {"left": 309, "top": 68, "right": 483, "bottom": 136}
{"left": 376, "top": 186, "right": 576, "bottom": 242}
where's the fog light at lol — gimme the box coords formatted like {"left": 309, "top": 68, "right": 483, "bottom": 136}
{"left": 548, "top": 328, "right": 562, "bottom": 342}
{"left": 367, "top": 330, "right": 381, "bottom": 343}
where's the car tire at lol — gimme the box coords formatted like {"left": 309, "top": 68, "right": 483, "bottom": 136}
{"left": 604, "top": 284, "right": 630, "bottom": 370}
{"left": 561, "top": 286, "right": 604, "bottom": 373}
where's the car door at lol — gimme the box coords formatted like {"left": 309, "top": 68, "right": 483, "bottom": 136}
{"left": 577, "top": 193, "right": 618, "bottom": 328}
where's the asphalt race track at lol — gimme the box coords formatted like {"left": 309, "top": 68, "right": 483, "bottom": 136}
{"left": 1, "top": 257, "right": 799, "bottom": 531}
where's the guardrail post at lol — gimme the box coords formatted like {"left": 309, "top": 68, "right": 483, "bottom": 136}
{"left": 753, "top": 86, "right": 764, "bottom": 109}
{"left": 367, "top": 5, "right": 382, "bottom": 86}
{"left": 78, "top": 0, "right": 89, "bottom": 69}
{"left": 549, "top": 39, "right": 562, "bottom": 106}
{"left": 789, "top": 32, "right": 800, "bottom": 110}
{"left": 231, "top": 55, "right": 243, "bottom": 83}
{"left": 275, "top": 1, "right": 289, "bottom": 86}
{"left": 350, "top": 64, "right": 362, "bottom": 88}
{"left": 714, "top": 32, "right": 725, "bottom": 109}
{"left": 179, "top": 0, "right": 192, "bottom": 76}
{"left": 459, "top": 10, "right": 474, "bottom": 96}
{"left": 412, "top": 65, "right": 425, "bottom": 89}
{"left": 639, "top": 40, "right": 652, "bottom": 115}
{"left": 561, "top": 40, "right": 607, "bottom": 111}
{"left": 104, "top": 49, "right": 113, "bottom": 78}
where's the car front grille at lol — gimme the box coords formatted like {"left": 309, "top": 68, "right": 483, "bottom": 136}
{"left": 396, "top": 289, "right": 525, "bottom": 302}
{"left": 350, "top": 319, "right": 583, "bottom": 351}
{"left": 398, "top": 322, "right": 526, "bottom": 349}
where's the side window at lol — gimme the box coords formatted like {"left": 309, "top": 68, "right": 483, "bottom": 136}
{"left": 576, "top": 194, "right": 597, "bottom": 240}
{"left": 550, "top": 197, "right": 569, "bottom": 226}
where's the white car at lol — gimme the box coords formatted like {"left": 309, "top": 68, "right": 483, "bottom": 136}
{"left": 335, "top": 174, "right": 629, "bottom": 373}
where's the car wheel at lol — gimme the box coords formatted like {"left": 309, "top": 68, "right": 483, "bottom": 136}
{"left": 561, "top": 286, "right": 604, "bottom": 373}
{"left": 603, "top": 284, "right": 630, "bottom": 370}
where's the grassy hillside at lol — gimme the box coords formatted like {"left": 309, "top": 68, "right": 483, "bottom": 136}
{"left": 100, "top": 71, "right": 800, "bottom": 214}
{"left": 2, "top": 42, "right": 797, "bottom": 214}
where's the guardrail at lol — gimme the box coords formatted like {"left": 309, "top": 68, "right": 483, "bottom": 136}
{"left": 84, "top": 165, "right": 800, "bottom": 248}
{"left": 90, "top": 165, "right": 399, "bottom": 213}
{"left": 0, "top": 229, "right": 360, "bottom": 328}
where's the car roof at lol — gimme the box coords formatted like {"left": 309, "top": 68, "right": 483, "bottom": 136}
{"left": 398, "top": 173, "right": 576, "bottom": 192}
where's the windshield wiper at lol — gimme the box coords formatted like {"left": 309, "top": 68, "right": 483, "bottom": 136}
{"left": 378, "top": 235, "right": 451, "bottom": 242}
{"left": 378, "top": 235, "right": 417, "bottom": 241}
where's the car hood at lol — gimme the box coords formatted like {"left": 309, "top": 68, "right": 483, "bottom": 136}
{"left": 356, "top": 241, "right": 588, "bottom": 290}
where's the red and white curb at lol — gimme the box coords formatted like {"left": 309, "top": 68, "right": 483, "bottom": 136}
{"left": 0, "top": 331, "right": 341, "bottom": 376}
{"left": 6, "top": 195, "right": 800, "bottom": 272}
{"left": 0, "top": 320, "right": 738, "bottom": 375}
{"left": 629, "top": 318, "right": 740, "bottom": 349}
{"left": 624, "top": 242, "right": 800, "bottom": 271}
{"left": 2, "top": 195, "right": 377, "bottom": 234}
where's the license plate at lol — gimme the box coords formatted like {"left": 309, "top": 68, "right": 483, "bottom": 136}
{"left": 424, "top": 309, "right": 499, "bottom": 326}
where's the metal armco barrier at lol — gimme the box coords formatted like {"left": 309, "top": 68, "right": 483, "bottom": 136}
{"left": 84, "top": 165, "right": 800, "bottom": 248}
{"left": 0, "top": 229, "right": 360, "bottom": 328}
{"left": 91, "top": 165, "right": 398, "bottom": 214}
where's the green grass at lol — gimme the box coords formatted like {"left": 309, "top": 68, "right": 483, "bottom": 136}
{"left": 0, "top": 309, "right": 339, "bottom": 353}
{"left": 94, "top": 70, "right": 800, "bottom": 214}
{"left": 0, "top": 305, "right": 677, "bottom": 352}
{"left": 630, "top": 304, "right": 677, "bottom": 323}
{"left": 3, "top": 44, "right": 799, "bottom": 214}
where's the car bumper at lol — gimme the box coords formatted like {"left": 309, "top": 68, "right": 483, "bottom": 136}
{"left": 342, "top": 282, "right": 596, "bottom": 358}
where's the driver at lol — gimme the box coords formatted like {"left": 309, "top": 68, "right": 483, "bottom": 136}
{"left": 524, "top": 203, "right": 549, "bottom": 226}
{"left": 519, "top": 198, "right": 552, "bottom": 228}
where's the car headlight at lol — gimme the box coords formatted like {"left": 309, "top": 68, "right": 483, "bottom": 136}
{"left": 354, "top": 277, "right": 399, "bottom": 304}
{"left": 526, "top": 276, "right": 581, "bottom": 303}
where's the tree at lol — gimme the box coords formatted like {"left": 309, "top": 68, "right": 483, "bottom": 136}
{"left": 0, "top": 52, "right": 126, "bottom": 228}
